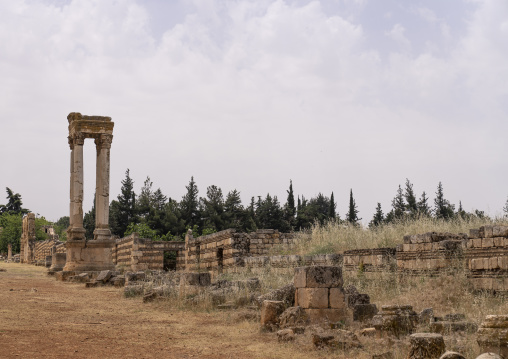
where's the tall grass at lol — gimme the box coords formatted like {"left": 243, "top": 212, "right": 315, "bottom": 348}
{"left": 286, "top": 216, "right": 508, "bottom": 256}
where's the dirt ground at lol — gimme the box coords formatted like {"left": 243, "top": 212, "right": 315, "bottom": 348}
{"left": 0, "top": 262, "right": 345, "bottom": 359}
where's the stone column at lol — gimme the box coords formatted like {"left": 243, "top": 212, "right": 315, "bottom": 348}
{"left": 68, "top": 134, "right": 85, "bottom": 241}
{"left": 93, "top": 134, "right": 113, "bottom": 241}
{"left": 7, "top": 243, "right": 12, "bottom": 261}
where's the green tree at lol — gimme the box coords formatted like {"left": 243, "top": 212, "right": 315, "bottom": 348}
{"left": 53, "top": 216, "right": 69, "bottom": 241}
{"left": 83, "top": 196, "right": 95, "bottom": 240}
{"left": 456, "top": 201, "right": 467, "bottom": 219}
{"left": 417, "top": 191, "right": 431, "bottom": 216}
{"left": 504, "top": 196, "right": 508, "bottom": 217}
{"left": 346, "top": 189, "right": 361, "bottom": 225}
{"left": 223, "top": 189, "right": 244, "bottom": 230}
{"left": 0, "top": 213, "right": 22, "bottom": 253}
{"left": 35, "top": 216, "right": 51, "bottom": 241}
{"left": 284, "top": 180, "right": 296, "bottom": 229}
{"left": 434, "top": 182, "right": 455, "bottom": 220}
{"left": 180, "top": 176, "right": 201, "bottom": 230}
{"left": 0, "top": 187, "right": 29, "bottom": 215}
{"left": 404, "top": 179, "right": 418, "bottom": 217}
{"left": 255, "top": 194, "right": 288, "bottom": 231}
{"left": 110, "top": 169, "right": 137, "bottom": 237}
{"left": 369, "top": 203, "right": 384, "bottom": 227}
{"left": 201, "top": 185, "right": 225, "bottom": 232}
{"left": 391, "top": 185, "right": 406, "bottom": 220}
{"left": 328, "top": 192, "right": 337, "bottom": 220}
{"left": 124, "top": 222, "right": 158, "bottom": 240}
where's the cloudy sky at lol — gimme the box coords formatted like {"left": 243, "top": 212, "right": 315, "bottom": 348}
{"left": 0, "top": 0, "right": 507, "bottom": 223}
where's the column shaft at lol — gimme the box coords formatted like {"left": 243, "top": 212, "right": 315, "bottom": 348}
{"left": 94, "top": 135, "right": 112, "bottom": 240}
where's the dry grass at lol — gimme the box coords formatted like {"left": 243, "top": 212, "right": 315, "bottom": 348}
{"left": 276, "top": 216, "right": 508, "bottom": 256}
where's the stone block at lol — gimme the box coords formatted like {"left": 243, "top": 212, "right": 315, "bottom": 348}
{"left": 96, "top": 270, "right": 113, "bottom": 283}
{"left": 296, "top": 288, "right": 328, "bottom": 309}
{"left": 306, "top": 266, "right": 343, "bottom": 288}
{"left": 483, "top": 238, "right": 494, "bottom": 248}
{"left": 473, "top": 238, "right": 483, "bottom": 248}
{"left": 493, "top": 226, "right": 508, "bottom": 238}
{"left": 55, "top": 271, "right": 75, "bottom": 281}
{"left": 353, "top": 304, "right": 378, "bottom": 322}
{"left": 469, "top": 229, "right": 480, "bottom": 239}
{"left": 277, "top": 329, "right": 295, "bottom": 342}
{"left": 407, "top": 333, "right": 445, "bottom": 359}
{"left": 494, "top": 237, "right": 504, "bottom": 247}
{"left": 329, "top": 288, "right": 346, "bottom": 309}
{"left": 260, "top": 300, "right": 285, "bottom": 328}
{"left": 305, "top": 308, "right": 347, "bottom": 323}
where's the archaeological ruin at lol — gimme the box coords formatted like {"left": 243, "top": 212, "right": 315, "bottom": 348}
{"left": 65, "top": 112, "right": 115, "bottom": 272}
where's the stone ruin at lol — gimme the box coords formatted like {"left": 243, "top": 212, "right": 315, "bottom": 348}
{"left": 65, "top": 112, "right": 115, "bottom": 272}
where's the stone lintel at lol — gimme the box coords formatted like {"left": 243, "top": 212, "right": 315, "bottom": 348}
{"left": 68, "top": 112, "right": 114, "bottom": 139}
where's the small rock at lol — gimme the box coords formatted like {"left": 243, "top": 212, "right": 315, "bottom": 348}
{"left": 419, "top": 308, "right": 434, "bottom": 325}
{"left": 360, "top": 328, "right": 377, "bottom": 337}
{"left": 279, "top": 306, "right": 307, "bottom": 328}
{"left": 96, "top": 270, "right": 113, "bottom": 283}
{"left": 143, "top": 292, "right": 158, "bottom": 303}
{"left": 260, "top": 300, "right": 285, "bottom": 330}
{"left": 277, "top": 329, "right": 295, "bottom": 342}
{"left": 439, "top": 351, "right": 466, "bottom": 359}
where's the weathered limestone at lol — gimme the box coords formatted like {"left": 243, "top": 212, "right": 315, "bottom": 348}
{"left": 343, "top": 248, "right": 396, "bottom": 278}
{"left": 372, "top": 305, "right": 419, "bottom": 337}
{"left": 64, "top": 113, "right": 115, "bottom": 272}
{"left": 20, "top": 213, "right": 36, "bottom": 263}
{"left": 7, "top": 243, "right": 12, "bottom": 261}
{"left": 477, "top": 315, "right": 508, "bottom": 358}
{"left": 407, "top": 333, "right": 445, "bottom": 359}
{"left": 294, "top": 266, "right": 347, "bottom": 323}
{"left": 260, "top": 300, "right": 285, "bottom": 330}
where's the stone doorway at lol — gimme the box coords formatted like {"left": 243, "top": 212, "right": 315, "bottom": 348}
{"left": 163, "top": 251, "right": 177, "bottom": 271}
{"left": 217, "top": 248, "right": 224, "bottom": 274}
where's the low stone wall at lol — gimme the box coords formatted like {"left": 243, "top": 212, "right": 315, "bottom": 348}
{"left": 396, "top": 232, "right": 467, "bottom": 275}
{"left": 182, "top": 229, "right": 296, "bottom": 272}
{"left": 244, "top": 254, "right": 341, "bottom": 273}
{"left": 464, "top": 225, "right": 508, "bottom": 292}
{"left": 33, "top": 239, "right": 65, "bottom": 264}
{"left": 343, "top": 248, "right": 396, "bottom": 276}
{"left": 112, "top": 233, "right": 185, "bottom": 272}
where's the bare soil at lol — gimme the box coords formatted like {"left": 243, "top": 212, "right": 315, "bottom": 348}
{"left": 0, "top": 263, "right": 341, "bottom": 359}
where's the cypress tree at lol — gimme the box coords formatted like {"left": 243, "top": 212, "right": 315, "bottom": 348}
{"left": 284, "top": 180, "right": 296, "bottom": 229}
{"left": 346, "top": 189, "right": 361, "bottom": 225}
{"left": 329, "top": 192, "right": 337, "bottom": 219}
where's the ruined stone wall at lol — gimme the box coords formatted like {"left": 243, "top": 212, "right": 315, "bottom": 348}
{"left": 396, "top": 232, "right": 467, "bottom": 275}
{"left": 112, "top": 233, "right": 185, "bottom": 272}
{"left": 244, "top": 254, "right": 341, "bottom": 273}
{"left": 464, "top": 225, "right": 508, "bottom": 292}
{"left": 343, "top": 248, "right": 396, "bottom": 276}
{"left": 180, "top": 229, "right": 296, "bottom": 272}
{"left": 33, "top": 239, "right": 65, "bottom": 264}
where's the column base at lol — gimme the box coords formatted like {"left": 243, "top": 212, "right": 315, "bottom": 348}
{"left": 63, "top": 239, "right": 115, "bottom": 272}
{"left": 93, "top": 228, "right": 112, "bottom": 241}
{"left": 67, "top": 227, "right": 86, "bottom": 241}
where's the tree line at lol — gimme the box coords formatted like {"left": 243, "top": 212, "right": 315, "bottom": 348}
{"left": 0, "top": 175, "right": 505, "bottom": 252}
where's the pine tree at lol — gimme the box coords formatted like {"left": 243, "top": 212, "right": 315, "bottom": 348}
{"left": 404, "top": 179, "right": 417, "bottom": 217}
{"left": 369, "top": 203, "right": 384, "bottom": 227}
{"left": 110, "top": 169, "right": 137, "bottom": 237}
{"left": 417, "top": 191, "right": 431, "bottom": 216}
{"left": 391, "top": 185, "right": 406, "bottom": 220}
{"left": 201, "top": 185, "right": 224, "bottom": 232}
{"left": 0, "top": 187, "right": 29, "bottom": 215}
{"left": 504, "top": 197, "right": 508, "bottom": 217}
{"left": 346, "top": 189, "right": 361, "bottom": 225}
{"left": 434, "top": 182, "right": 455, "bottom": 220}
{"left": 223, "top": 189, "right": 244, "bottom": 230}
{"left": 180, "top": 176, "right": 200, "bottom": 229}
{"left": 328, "top": 192, "right": 337, "bottom": 219}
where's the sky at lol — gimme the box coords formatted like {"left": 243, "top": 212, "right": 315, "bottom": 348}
{"left": 0, "top": 0, "right": 507, "bottom": 223}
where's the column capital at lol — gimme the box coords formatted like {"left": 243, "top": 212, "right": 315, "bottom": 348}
{"left": 95, "top": 134, "right": 113, "bottom": 150}
{"left": 68, "top": 133, "right": 85, "bottom": 149}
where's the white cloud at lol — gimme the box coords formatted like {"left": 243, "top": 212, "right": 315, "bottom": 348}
{"left": 0, "top": 0, "right": 507, "bottom": 222}
{"left": 385, "top": 23, "right": 411, "bottom": 50}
